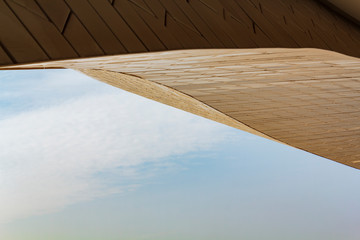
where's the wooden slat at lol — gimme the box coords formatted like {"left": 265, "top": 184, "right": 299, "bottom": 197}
{"left": 0, "top": 0, "right": 48, "bottom": 63}
{"left": 62, "top": 14, "right": 104, "bottom": 57}
{"left": 0, "top": 0, "right": 359, "bottom": 63}
{"left": 6, "top": 0, "right": 77, "bottom": 59}
{"left": 149, "top": 0, "right": 211, "bottom": 48}
{"left": 112, "top": 0, "right": 166, "bottom": 51}
{"left": 36, "top": 0, "right": 71, "bottom": 32}
{"left": 189, "top": 0, "right": 238, "bottom": 48}
{"left": 0, "top": 44, "right": 13, "bottom": 65}
{"left": 172, "top": 0, "right": 225, "bottom": 48}
{"left": 64, "top": 0, "right": 127, "bottom": 54}
{"left": 87, "top": 0, "right": 146, "bottom": 53}
{"left": 9, "top": 0, "right": 47, "bottom": 19}
{"left": 126, "top": 0, "right": 184, "bottom": 49}
{"left": 205, "top": 0, "right": 270, "bottom": 47}
{"left": 224, "top": 0, "right": 299, "bottom": 47}
{"left": 252, "top": 0, "right": 312, "bottom": 47}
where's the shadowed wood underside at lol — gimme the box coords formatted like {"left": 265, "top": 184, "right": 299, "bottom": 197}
{"left": 0, "top": 0, "right": 360, "bottom": 67}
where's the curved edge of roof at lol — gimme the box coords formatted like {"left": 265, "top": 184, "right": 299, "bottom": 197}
{"left": 0, "top": 47, "right": 359, "bottom": 70}
{"left": 1, "top": 48, "right": 359, "bottom": 170}
{"left": 76, "top": 68, "right": 278, "bottom": 143}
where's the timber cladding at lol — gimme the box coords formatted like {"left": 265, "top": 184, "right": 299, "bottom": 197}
{"left": 1, "top": 0, "right": 360, "bottom": 169}
{"left": 3, "top": 48, "right": 360, "bottom": 170}
{"left": 1, "top": 0, "right": 360, "bottom": 66}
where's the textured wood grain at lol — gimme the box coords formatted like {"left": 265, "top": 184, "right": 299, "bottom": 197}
{"left": 76, "top": 68, "right": 274, "bottom": 142}
{"left": 1, "top": 0, "right": 360, "bottom": 65}
{"left": 1, "top": 0, "right": 360, "bottom": 169}
{"left": 3, "top": 48, "right": 360, "bottom": 169}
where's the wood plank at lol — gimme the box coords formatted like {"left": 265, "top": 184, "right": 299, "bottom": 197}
{"left": 62, "top": 14, "right": 104, "bottom": 57}
{"left": 87, "top": 0, "right": 146, "bottom": 53}
{"left": 0, "top": 0, "right": 360, "bottom": 63}
{"left": 143, "top": 0, "right": 211, "bottom": 49}
{"left": 9, "top": 0, "right": 47, "bottom": 19}
{"left": 0, "top": 0, "right": 48, "bottom": 63}
{"left": 6, "top": 0, "right": 77, "bottom": 59}
{"left": 65, "top": 0, "right": 127, "bottom": 54}
{"left": 126, "top": 0, "right": 184, "bottom": 49}
{"left": 198, "top": 0, "right": 261, "bottom": 47}
{"left": 173, "top": 0, "right": 225, "bottom": 48}
{"left": 156, "top": 0, "right": 212, "bottom": 48}
{"left": 189, "top": 0, "right": 238, "bottom": 47}
{"left": 113, "top": 0, "right": 167, "bottom": 51}
{"left": 252, "top": 0, "right": 313, "bottom": 47}
{"left": 224, "top": 0, "right": 298, "bottom": 47}
{"left": 0, "top": 44, "right": 13, "bottom": 65}
{"left": 36, "top": 0, "right": 71, "bottom": 32}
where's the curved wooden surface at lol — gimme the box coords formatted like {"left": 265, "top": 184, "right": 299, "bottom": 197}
{"left": 3, "top": 48, "right": 360, "bottom": 169}
{"left": 0, "top": 0, "right": 360, "bottom": 67}
{"left": 1, "top": 0, "right": 360, "bottom": 169}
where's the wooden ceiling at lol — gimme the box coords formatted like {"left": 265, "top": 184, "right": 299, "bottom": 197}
{"left": 1, "top": 0, "right": 360, "bottom": 66}
{"left": 1, "top": 0, "right": 360, "bottom": 169}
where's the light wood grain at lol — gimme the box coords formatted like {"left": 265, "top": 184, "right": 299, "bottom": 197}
{"left": 3, "top": 48, "right": 360, "bottom": 169}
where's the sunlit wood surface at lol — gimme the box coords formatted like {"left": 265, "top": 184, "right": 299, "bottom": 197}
{"left": 1, "top": 0, "right": 360, "bottom": 169}
{"left": 3, "top": 48, "right": 360, "bottom": 169}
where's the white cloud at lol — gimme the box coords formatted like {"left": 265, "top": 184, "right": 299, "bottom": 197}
{"left": 0, "top": 70, "right": 230, "bottom": 223}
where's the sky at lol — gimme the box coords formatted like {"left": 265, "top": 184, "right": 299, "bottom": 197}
{"left": 0, "top": 69, "right": 359, "bottom": 240}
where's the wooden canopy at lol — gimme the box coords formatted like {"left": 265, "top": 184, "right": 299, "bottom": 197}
{"left": 1, "top": 0, "right": 360, "bottom": 169}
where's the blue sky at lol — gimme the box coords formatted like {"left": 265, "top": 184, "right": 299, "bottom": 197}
{"left": 0, "top": 70, "right": 359, "bottom": 240}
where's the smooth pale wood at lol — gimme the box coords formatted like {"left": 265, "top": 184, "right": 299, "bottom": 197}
{"left": 2, "top": 48, "right": 360, "bottom": 169}
{"left": 77, "top": 68, "right": 273, "bottom": 142}
{"left": 0, "top": 0, "right": 359, "bottom": 169}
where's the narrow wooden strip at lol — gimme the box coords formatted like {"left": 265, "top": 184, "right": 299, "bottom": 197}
{"left": 0, "top": 43, "right": 13, "bottom": 65}
{"left": 9, "top": 0, "right": 47, "bottom": 19}
{"left": 155, "top": 0, "right": 211, "bottom": 48}
{"left": 36, "top": 0, "right": 71, "bottom": 32}
{"left": 87, "top": 0, "right": 146, "bottom": 53}
{"left": 224, "top": 0, "right": 298, "bottom": 47}
{"left": 7, "top": 0, "right": 77, "bottom": 59}
{"left": 127, "top": 0, "right": 184, "bottom": 49}
{"left": 62, "top": 14, "right": 104, "bottom": 57}
{"left": 0, "top": 0, "right": 48, "bottom": 63}
{"left": 189, "top": 0, "right": 238, "bottom": 47}
{"left": 254, "top": 0, "right": 313, "bottom": 47}
{"left": 65, "top": 0, "right": 126, "bottom": 54}
{"left": 113, "top": 0, "right": 166, "bottom": 51}
{"left": 174, "top": 0, "right": 225, "bottom": 48}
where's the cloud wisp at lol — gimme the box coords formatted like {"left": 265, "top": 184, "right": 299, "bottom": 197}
{"left": 0, "top": 70, "right": 230, "bottom": 224}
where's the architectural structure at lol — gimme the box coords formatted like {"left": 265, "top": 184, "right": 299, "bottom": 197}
{"left": 0, "top": 0, "right": 359, "bottom": 169}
